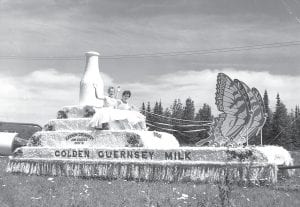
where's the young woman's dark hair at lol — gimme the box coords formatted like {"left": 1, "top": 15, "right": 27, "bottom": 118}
{"left": 122, "top": 90, "right": 131, "bottom": 97}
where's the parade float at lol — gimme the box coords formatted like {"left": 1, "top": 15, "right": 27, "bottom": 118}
{"left": 2, "top": 51, "right": 294, "bottom": 184}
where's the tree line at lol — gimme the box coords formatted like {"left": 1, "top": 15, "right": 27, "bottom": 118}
{"left": 140, "top": 91, "right": 300, "bottom": 150}
{"left": 261, "top": 91, "right": 300, "bottom": 150}
{"left": 140, "top": 98, "right": 213, "bottom": 146}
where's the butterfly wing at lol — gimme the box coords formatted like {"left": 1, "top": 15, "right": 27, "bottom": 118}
{"left": 233, "top": 79, "right": 252, "bottom": 112}
{"left": 250, "top": 87, "right": 267, "bottom": 137}
{"left": 209, "top": 73, "right": 251, "bottom": 145}
{"left": 234, "top": 80, "right": 266, "bottom": 143}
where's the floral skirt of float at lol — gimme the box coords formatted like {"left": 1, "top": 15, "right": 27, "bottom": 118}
{"left": 7, "top": 145, "right": 282, "bottom": 185}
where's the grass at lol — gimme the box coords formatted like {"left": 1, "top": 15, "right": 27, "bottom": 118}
{"left": 0, "top": 151, "right": 300, "bottom": 207}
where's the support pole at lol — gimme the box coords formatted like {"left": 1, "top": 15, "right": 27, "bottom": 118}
{"left": 260, "top": 128, "right": 263, "bottom": 146}
{"left": 246, "top": 128, "right": 249, "bottom": 146}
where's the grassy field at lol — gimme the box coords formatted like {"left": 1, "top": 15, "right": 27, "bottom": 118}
{"left": 0, "top": 152, "right": 299, "bottom": 207}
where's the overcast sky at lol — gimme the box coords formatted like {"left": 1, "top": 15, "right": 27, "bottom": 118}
{"left": 1, "top": 0, "right": 300, "bottom": 124}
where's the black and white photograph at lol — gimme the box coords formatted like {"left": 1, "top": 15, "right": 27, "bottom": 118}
{"left": 0, "top": 0, "right": 300, "bottom": 206}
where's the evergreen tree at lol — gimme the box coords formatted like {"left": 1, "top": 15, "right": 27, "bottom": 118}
{"left": 291, "top": 105, "right": 300, "bottom": 149}
{"left": 146, "top": 102, "right": 152, "bottom": 129}
{"left": 163, "top": 107, "right": 172, "bottom": 131}
{"left": 170, "top": 99, "right": 184, "bottom": 143}
{"left": 175, "top": 98, "right": 196, "bottom": 145}
{"left": 146, "top": 102, "right": 151, "bottom": 113}
{"left": 263, "top": 90, "right": 271, "bottom": 118}
{"left": 153, "top": 101, "right": 159, "bottom": 115}
{"left": 164, "top": 107, "right": 172, "bottom": 117}
{"left": 171, "top": 99, "right": 184, "bottom": 119}
{"left": 195, "top": 103, "right": 213, "bottom": 121}
{"left": 152, "top": 101, "right": 160, "bottom": 124}
{"left": 158, "top": 100, "right": 163, "bottom": 115}
{"left": 262, "top": 90, "right": 273, "bottom": 144}
{"left": 271, "top": 93, "right": 293, "bottom": 149}
{"left": 182, "top": 97, "right": 195, "bottom": 120}
{"left": 295, "top": 106, "right": 300, "bottom": 149}
{"left": 141, "top": 102, "right": 146, "bottom": 115}
{"left": 195, "top": 103, "right": 213, "bottom": 141}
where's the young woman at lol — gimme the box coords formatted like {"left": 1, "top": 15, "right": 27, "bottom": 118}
{"left": 116, "top": 90, "right": 146, "bottom": 130}
{"left": 89, "top": 89, "right": 146, "bottom": 130}
{"left": 117, "top": 90, "right": 132, "bottom": 110}
{"left": 94, "top": 85, "right": 119, "bottom": 108}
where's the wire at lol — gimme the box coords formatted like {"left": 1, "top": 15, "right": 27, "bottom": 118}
{"left": 146, "top": 122, "right": 207, "bottom": 133}
{"left": 1, "top": 40, "right": 300, "bottom": 60}
{"left": 99, "top": 40, "right": 300, "bottom": 59}
{"left": 0, "top": 56, "right": 84, "bottom": 60}
{"left": 146, "top": 123, "right": 178, "bottom": 132}
{"left": 143, "top": 110, "right": 212, "bottom": 123}
{"left": 146, "top": 119, "right": 211, "bottom": 127}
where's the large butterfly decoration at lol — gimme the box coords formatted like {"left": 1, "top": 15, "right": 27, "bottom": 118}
{"left": 234, "top": 79, "right": 263, "bottom": 145}
{"left": 197, "top": 73, "right": 251, "bottom": 146}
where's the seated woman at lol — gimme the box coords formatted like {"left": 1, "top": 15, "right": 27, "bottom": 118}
{"left": 115, "top": 90, "right": 146, "bottom": 130}
{"left": 94, "top": 85, "right": 119, "bottom": 108}
{"left": 89, "top": 89, "right": 146, "bottom": 130}
{"left": 89, "top": 86, "right": 118, "bottom": 129}
{"left": 117, "top": 90, "right": 132, "bottom": 110}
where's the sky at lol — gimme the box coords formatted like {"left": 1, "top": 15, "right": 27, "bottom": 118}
{"left": 0, "top": 0, "right": 300, "bottom": 125}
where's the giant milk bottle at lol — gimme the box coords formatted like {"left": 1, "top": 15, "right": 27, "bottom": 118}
{"left": 79, "top": 51, "right": 104, "bottom": 107}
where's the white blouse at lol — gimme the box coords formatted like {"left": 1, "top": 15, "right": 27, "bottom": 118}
{"left": 117, "top": 100, "right": 131, "bottom": 110}
{"left": 103, "top": 96, "right": 119, "bottom": 108}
